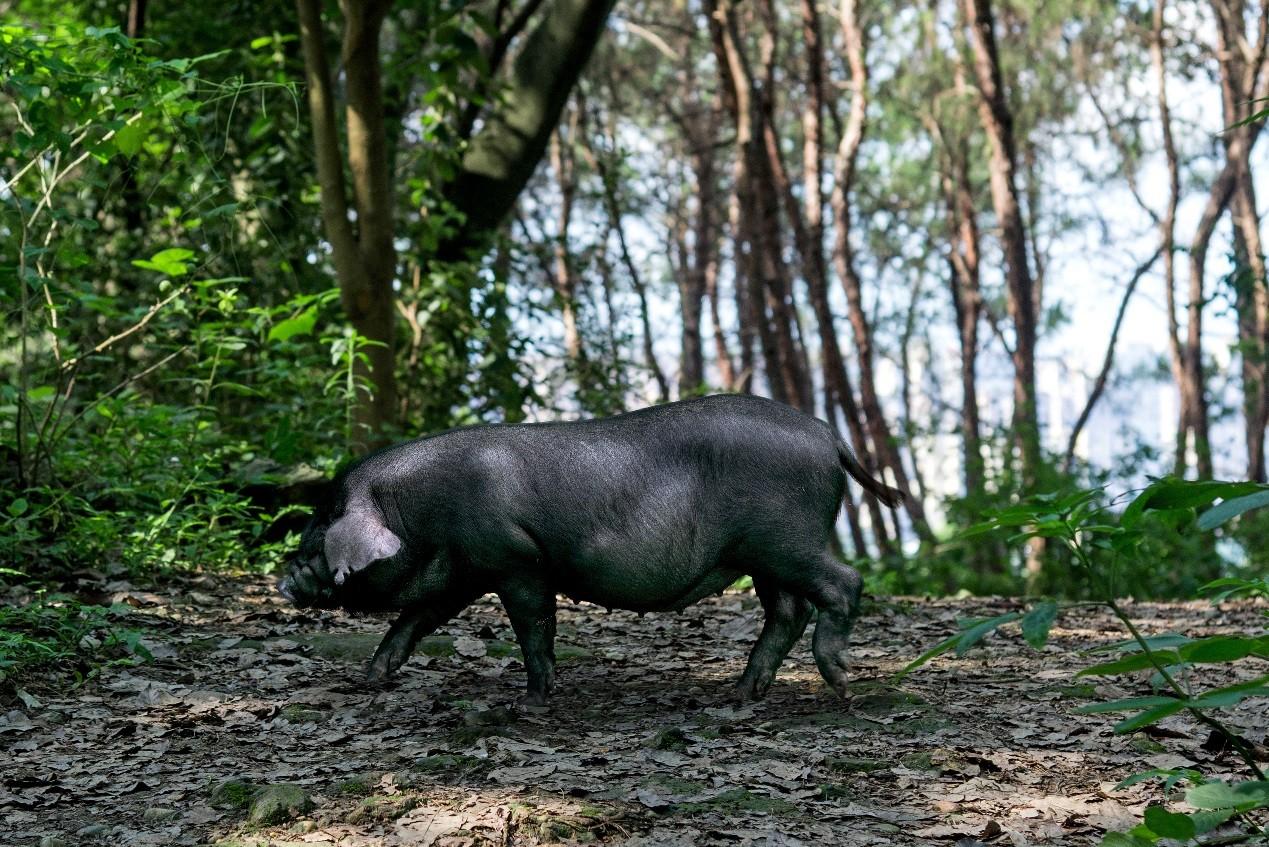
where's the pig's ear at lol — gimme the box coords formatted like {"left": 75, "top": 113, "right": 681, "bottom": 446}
{"left": 324, "top": 509, "right": 403, "bottom": 585}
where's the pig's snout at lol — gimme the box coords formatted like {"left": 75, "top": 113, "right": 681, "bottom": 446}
{"left": 277, "top": 561, "right": 337, "bottom": 609}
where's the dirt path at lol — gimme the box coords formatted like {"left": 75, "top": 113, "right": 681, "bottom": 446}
{"left": 3, "top": 577, "right": 1266, "bottom": 846}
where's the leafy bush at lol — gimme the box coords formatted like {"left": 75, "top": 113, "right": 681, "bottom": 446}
{"left": 902, "top": 478, "right": 1269, "bottom": 844}
{"left": 0, "top": 594, "right": 151, "bottom": 690}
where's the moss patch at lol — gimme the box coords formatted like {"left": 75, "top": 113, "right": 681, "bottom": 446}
{"left": 209, "top": 777, "right": 257, "bottom": 809}
{"left": 417, "top": 635, "right": 457, "bottom": 657}
{"left": 413, "top": 753, "right": 485, "bottom": 773}
{"left": 639, "top": 774, "right": 708, "bottom": 799}
{"left": 825, "top": 756, "right": 890, "bottom": 774}
{"left": 675, "top": 788, "right": 799, "bottom": 816}
{"left": 346, "top": 796, "right": 417, "bottom": 824}
{"left": 247, "top": 784, "right": 314, "bottom": 825}
{"left": 334, "top": 774, "right": 376, "bottom": 796}
{"left": 295, "top": 633, "right": 380, "bottom": 662}
{"left": 448, "top": 724, "right": 509, "bottom": 747}
{"left": 1047, "top": 682, "right": 1099, "bottom": 700}
{"left": 646, "top": 727, "right": 690, "bottom": 752}
{"left": 847, "top": 681, "right": 927, "bottom": 711}
{"left": 816, "top": 783, "right": 854, "bottom": 801}
{"left": 899, "top": 751, "right": 937, "bottom": 771}
{"left": 1129, "top": 735, "right": 1167, "bottom": 754}
{"left": 279, "top": 704, "right": 326, "bottom": 724}
{"left": 761, "top": 711, "right": 874, "bottom": 734}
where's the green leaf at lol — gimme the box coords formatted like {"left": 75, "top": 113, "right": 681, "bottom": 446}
{"left": 1178, "top": 636, "right": 1264, "bottom": 664}
{"left": 113, "top": 121, "right": 145, "bottom": 157}
{"left": 1184, "top": 675, "right": 1269, "bottom": 711}
{"left": 1141, "top": 806, "right": 1194, "bottom": 840}
{"left": 1122, "top": 478, "right": 1261, "bottom": 529}
{"left": 1189, "top": 808, "right": 1236, "bottom": 833}
{"left": 202, "top": 202, "right": 240, "bottom": 218}
{"left": 26, "top": 385, "right": 55, "bottom": 401}
{"left": 954, "top": 612, "right": 1023, "bottom": 657}
{"left": 1074, "top": 696, "right": 1177, "bottom": 715}
{"left": 132, "top": 248, "right": 196, "bottom": 277}
{"left": 268, "top": 307, "right": 318, "bottom": 343}
{"left": 1185, "top": 780, "right": 1269, "bottom": 811}
{"left": 1077, "top": 650, "right": 1180, "bottom": 677}
{"left": 1113, "top": 701, "right": 1185, "bottom": 733}
{"left": 1198, "top": 488, "right": 1269, "bottom": 529}
{"left": 1187, "top": 686, "right": 1269, "bottom": 709}
{"left": 1020, "top": 601, "right": 1058, "bottom": 648}
{"left": 1093, "top": 634, "right": 1192, "bottom": 654}
{"left": 1114, "top": 768, "right": 1198, "bottom": 791}
{"left": 1099, "top": 832, "right": 1154, "bottom": 847}
{"left": 7, "top": 498, "right": 29, "bottom": 517}
{"left": 895, "top": 612, "right": 1020, "bottom": 677}
{"left": 896, "top": 632, "right": 962, "bottom": 677}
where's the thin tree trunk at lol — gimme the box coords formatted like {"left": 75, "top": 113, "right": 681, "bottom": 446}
{"left": 710, "top": 0, "right": 809, "bottom": 408}
{"left": 678, "top": 126, "right": 717, "bottom": 395}
{"left": 1064, "top": 247, "right": 1164, "bottom": 469}
{"left": 119, "top": 0, "right": 148, "bottom": 235}
{"left": 1213, "top": 0, "right": 1269, "bottom": 480}
{"left": 962, "top": 0, "right": 1040, "bottom": 488}
{"left": 548, "top": 123, "right": 584, "bottom": 369}
{"left": 829, "top": 0, "right": 930, "bottom": 538}
{"left": 588, "top": 143, "right": 670, "bottom": 401}
{"left": 297, "top": 0, "right": 398, "bottom": 447}
{"left": 1152, "top": 0, "right": 1189, "bottom": 476}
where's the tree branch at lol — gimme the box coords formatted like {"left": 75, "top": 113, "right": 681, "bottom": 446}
{"left": 442, "top": 0, "right": 616, "bottom": 254}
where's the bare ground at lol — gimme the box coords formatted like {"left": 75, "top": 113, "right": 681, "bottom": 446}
{"left": 2, "top": 576, "right": 1266, "bottom": 846}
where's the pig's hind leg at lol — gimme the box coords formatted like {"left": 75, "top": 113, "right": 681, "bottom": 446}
{"left": 736, "top": 577, "right": 814, "bottom": 701}
{"left": 761, "top": 551, "right": 864, "bottom": 699}
{"left": 498, "top": 583, "right": 557, "bottom": 707}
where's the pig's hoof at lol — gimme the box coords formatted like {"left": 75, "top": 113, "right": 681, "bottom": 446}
{"left": 733, "top": 674, "right": 772, "bottom": 702}
{"left": 814, "top": 654, "right": 853, "bottom": 700}
{"left": 516, "top": 691, "right": 548, "bottom": 708}
{"left": 365, "top": 662, "right": 395, "bottom": 686}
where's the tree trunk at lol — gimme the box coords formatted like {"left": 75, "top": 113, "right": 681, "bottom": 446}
{"left": 297, "top": 0, "right": 398, "bottom": 448}
{"left": 1212, "top": 0, "right": 1269, "bottom": 480}
{"left": 829, "top": 0, "right": 931, "bottom": 538}
{"left": 443, "top": 0, "right": 617, "bottom": 252}
{"left": 677, "top": 126, "right": 717, "bottom": 395}
{"left": 548, "top": 123, "right": 584, "bottom": 369}
{"left": 942, "top": 137, "right": 985, "bottom": 498}
{"left": 588, "top": 139, "right": 670, "bottom": 401}
{"left": 962, "top": 0, "right": 1040, "bottom": 488}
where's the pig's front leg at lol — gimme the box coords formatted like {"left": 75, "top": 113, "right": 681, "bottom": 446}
{"left": 498, "top": 583, "right": 557, "bottom": 707}
{"left": 366, "top": 592, "right": 476, "bottom": 683}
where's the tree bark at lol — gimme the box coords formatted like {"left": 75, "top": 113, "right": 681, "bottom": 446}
{"left": 444, "top": 0, "right": 616, "bottom": 252}
{"left": 1212, "top": 0, "right": 1269, "bottom": 480}
{"left": 548, "top": 123, "right": 584, "bottom": 370}
{"left": 828, "top": 0, "right": 930, "bottom": 538}
{"left": 962, "top": 0, "right": 1040, "bottom": 488}
{"left": 297, "top": 0, "right": 398, "bottom": 447}
{"left": 942, "top": 138, "right": 985, "bottom": 499}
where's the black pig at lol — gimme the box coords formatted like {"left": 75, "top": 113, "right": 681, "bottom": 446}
{"left": 278, "top": 394, "right": 901, "bottom": 705}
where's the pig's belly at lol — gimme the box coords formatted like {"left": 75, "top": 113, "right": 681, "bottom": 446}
{"left": 557, "top": 561, "right": 742, "bottom": 613}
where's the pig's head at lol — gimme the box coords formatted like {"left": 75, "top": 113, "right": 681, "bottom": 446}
{"left": 277, "top": 504, "right": 403, "bottom": 609}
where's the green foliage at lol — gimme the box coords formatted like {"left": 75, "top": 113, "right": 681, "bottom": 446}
{"left": 0, "top": 594, "right": 151, "bottom": 687}
{"left": 904, "top": 478, "right": 1269, "bottom": 843}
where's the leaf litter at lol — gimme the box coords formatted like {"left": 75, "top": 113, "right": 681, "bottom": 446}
{"left": 2, "top": 576, "right": 1266, "bottom": 846}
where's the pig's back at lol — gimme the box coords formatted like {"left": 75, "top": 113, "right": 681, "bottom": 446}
{"left": 502, "top": 396, "right": 845, "bottom": 593}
